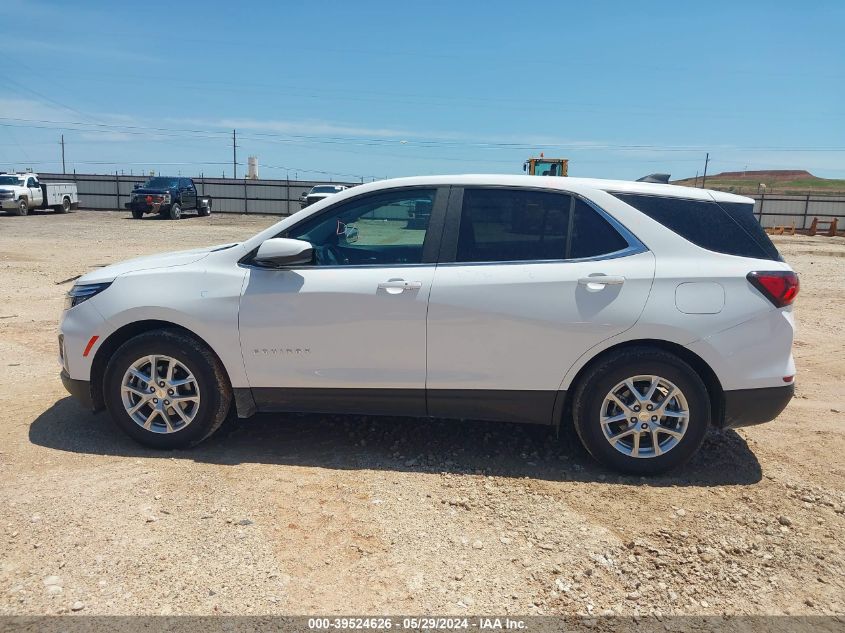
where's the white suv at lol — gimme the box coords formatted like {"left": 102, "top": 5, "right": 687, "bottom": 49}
{"left": 59, "top": 175, "right": 798, "bottom": 474}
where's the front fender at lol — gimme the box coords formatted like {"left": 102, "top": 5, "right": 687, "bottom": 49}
{"left": 86, "top": 266, "right": 249, "bottom": 388}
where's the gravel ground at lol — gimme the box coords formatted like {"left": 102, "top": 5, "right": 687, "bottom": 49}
{"left": 0, "top": 209, "right": 843, "bottom": 617}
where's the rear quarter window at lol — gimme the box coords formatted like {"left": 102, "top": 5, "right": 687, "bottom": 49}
{"left": 612, "top": 193, "right": 781, "bottom": 261}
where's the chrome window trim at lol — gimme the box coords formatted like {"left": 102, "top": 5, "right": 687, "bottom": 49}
{"left": 433, "top": 243, "right": 647, "bottom": 268}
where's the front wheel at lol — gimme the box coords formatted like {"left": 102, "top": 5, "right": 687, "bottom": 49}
{"left": 103, "top": 329, "right": 232, "bottom": 449}
{"left": 14, "top": 199, "right": 28, "bottom": 216}
{"left": 571, "top": 347, "right": 710, "bottom": 475}
{"left": 168, "top": 203, "right": 182, "bottom": 220}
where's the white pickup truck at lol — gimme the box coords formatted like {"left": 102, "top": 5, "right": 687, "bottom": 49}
{"left": 0, "top": 172, "right": 79, "bottom": 216}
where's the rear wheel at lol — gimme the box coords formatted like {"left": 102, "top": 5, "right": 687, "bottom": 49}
{"left": 103, "top": 329, "right": 232, "bottom": 449}
{"left": 57, "top": 196, "right": 71, "bottom": 213}
{"left": 168, "top": 203, "right": 182, "bottom": 220}
{"left": 571, "top": 347, "right": 710, "bottom": 475}
{"left": 14, "top": 199, "right": 28, "bottom": 216}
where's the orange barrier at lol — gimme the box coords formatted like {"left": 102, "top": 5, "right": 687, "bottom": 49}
{"left": 807, "top": 217, "right": 838, "bottom": 237}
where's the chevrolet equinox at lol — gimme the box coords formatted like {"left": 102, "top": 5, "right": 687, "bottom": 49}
{"left": 59, "top": 175, "right": 798, "bottom": 474}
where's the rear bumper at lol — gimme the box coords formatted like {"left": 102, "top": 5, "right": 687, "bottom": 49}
{"left": 721, "top": 383, "right": 794, "bottom": 429}
{"left": 61, "top": 369, "right": 93, "bottom": 409}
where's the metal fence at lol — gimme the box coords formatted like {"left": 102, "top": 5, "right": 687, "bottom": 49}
{"left": 36, "top": 173, "right": 845, "bottom": 229}
{"left": 750, "top": 194, "right": 845, "bottom": 230}
{"left": 37, "top": 172, "right": 357, "bottom": 216}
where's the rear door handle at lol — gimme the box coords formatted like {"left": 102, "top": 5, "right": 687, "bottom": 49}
{"left": 578, "top": 275, "right": 626, "bottom": 287}
{"left": 378, "top": 280, "right": 423, "bottom": 292}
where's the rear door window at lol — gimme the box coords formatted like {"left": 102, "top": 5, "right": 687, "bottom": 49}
{"left": 613, "top": 193, "right": 780, "bottom": 260}
{"left": 570, "top": 198, "right": 630, "bottom": 259}
{"left": 456, "top": 188, "right": 570, "bottom": 262}
{"left": 455, "top": 188, "right": 631, "bottom": 263}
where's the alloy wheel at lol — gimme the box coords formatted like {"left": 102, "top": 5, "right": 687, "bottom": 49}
{"left": 120, "top": 355, "right": 201, "bottom": 434}
{"left": 599, "top": 375, "right": 689, "bottom": 458}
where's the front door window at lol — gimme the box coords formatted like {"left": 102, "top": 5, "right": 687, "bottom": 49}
{"left": 287, "top": 189, "right": 437, "bottom": 266}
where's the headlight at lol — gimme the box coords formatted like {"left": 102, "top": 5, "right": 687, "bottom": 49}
{"left": 163, "top": 192, "right": 171, "bottom": 203}
{"left": 64, "top": 282, "right": 112, "bottom": 310}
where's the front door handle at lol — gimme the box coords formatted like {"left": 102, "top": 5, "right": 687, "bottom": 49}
{"left": 378, "top": 280, "right": 422, "bottom": 294}
{"left": 578, "top": 275, "right": 626, "bottom": 287}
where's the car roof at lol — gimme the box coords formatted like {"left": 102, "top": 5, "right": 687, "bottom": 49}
{"left": 346, "top": 174, "right": 753, "bottom": 204}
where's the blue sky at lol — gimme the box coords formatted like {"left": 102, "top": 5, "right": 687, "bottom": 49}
{"left": 0, "top": 0, "right": 842, "bottom": 182}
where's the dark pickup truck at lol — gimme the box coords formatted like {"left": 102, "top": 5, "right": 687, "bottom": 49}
{"left": 126, "top": 177, "right": 212, "bottom": 220}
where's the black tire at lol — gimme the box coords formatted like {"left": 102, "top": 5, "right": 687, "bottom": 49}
{"left": 168, "top": 203, "right": 182, "bottom": 220}
{"left": 57, "top": 197, "right": 71, "bottom": 213}
{"left": 14, "top": 198, "right": 28, "bottom": 216}
{"left": 571, "top": 346, "right": 710, "bottom": 475}
{"left": 131, "top": 208, "right": 144, "bottom": 219}
{"left": 103, "top": 329, "right": 232, "bottom": 449}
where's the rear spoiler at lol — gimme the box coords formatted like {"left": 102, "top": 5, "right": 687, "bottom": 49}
{"left": 636, "top": 173, "right": 671, "bottom": 184}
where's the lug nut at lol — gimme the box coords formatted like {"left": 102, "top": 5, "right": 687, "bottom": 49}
{"left": 149, "top": 387, "right": 155, "bottom": 392}
{"left": 641, "top": 423, "right": 648, "bottom": 430}
{"left": 646, "top": 404, "right": 653, "bottom": 411}
{"left": 167, "top": 389, "right": 174, "bottom": 395}
{"left": 164, "top": 400, "right": 170, "bottom": 406}
{"left": 630, "top": 417, "right": 637, "bottom": 423}
{"left": 651, "top": 415, "right": 658, "bottom": 421}
{"left": 153, "top": 398, "right": 158, "bottom": 404}
{"left": 159, "top": 381, "right": 165, "bottom": 387}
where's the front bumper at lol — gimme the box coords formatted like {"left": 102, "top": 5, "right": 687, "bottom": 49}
{"left": 61, "top": 369, "right": 93, "bottom": 409}
{"left": 721, "top": 383, "right": 795, "bottom": 429}
{"left": 126, "top": 201, "right": 171, "bottom": 213}
{"left": 1, "top": 198, "right": 20, "bottom": 210}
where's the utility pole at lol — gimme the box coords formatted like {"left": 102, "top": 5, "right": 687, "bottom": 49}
{"left": 60, "top": 134, "right": 66, "bottom": 174}
{"left": 701, "top": 152, "right": 710, "bottom": 188}
{"left": 232, "top": 129, "right": 237, "bottom": 180}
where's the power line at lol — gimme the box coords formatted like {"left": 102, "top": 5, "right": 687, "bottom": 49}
{"left": 1, "top": 117, "right": 844, "bottom": 153}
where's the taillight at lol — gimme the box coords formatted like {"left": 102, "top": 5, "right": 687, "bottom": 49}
{"left": 747, "top": 271, "right": 799, "bottom": 307}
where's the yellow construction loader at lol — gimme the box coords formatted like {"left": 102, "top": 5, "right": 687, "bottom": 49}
{"left": 523, "top": 155, "right": 569, "bottom": 177}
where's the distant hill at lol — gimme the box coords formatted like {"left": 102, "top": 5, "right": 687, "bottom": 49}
{"left": 672, "top": 170, "right": 845, "bottom": 196}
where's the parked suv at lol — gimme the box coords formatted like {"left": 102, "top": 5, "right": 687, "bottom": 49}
{"left": 127, "top": 177, "right": 211, "bottom": 220}
{"left": 299, "top": 184, "right": 349, "bottom": 208}
{"left": 59, "top": 175, "right": 797, "bottom": 474}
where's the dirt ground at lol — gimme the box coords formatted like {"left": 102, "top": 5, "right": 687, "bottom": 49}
{"left": 0, "top": 209, "right": 843, "bottom": 617}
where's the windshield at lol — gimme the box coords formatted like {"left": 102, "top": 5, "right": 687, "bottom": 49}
{"left": 0, "top": 176, "right": 24, "bottom": 186}
{"left": 311, "top": 185, "right": 344, "bottom": 194}
{"left": 142, "top": 177, "right": 180, "bottom": 189}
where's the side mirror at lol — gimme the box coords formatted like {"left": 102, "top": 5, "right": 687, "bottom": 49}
{"left": 254, "top": 238, "right": 313, "bottom": 268}
{"left": 300, "top": 191, "right": 308, "bottom": 197}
